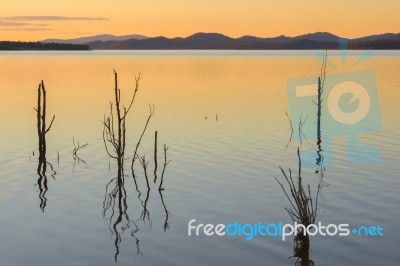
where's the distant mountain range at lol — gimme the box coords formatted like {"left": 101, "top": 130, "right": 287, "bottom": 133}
{"left": 43, "top": 32, "right": 400, "bottom": 50}
{"left": 43, "top": 34, "right": 147, "bottom": 44}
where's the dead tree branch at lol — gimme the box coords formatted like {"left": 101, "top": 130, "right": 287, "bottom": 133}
{"left": 131, "top": 104, "right": 155, "bottom": 175}
{"left": 159, "top": 144, "right": 171, "bottom": 191}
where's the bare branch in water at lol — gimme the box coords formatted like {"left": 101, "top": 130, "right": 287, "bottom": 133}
{"left": 159, "top": 189, "right": 170, "bottom": 231}
{"left": 102, "top": 70, "right": 140, "bottom": 165}
{"left": 131, "top": 104, "right": 155, "bottom": 175}
{"left": 138, "top": 155, "right": 150, "bottom": 191}
{"left": 34, "top": 80, "right": 56, "bottom": 212}
{"left": 72, "top": 136, "right": 88, "bottom": 169}
{"left": 122, "top": 74, "right": 141, "bottom": 120}
{"left": 275, "top": 147, "right": 323, "bottom": 229}
{"left": 159, "top": 144, "right": 171, "bottom": 191}
{"left": 285, "top": 111, "right": 293, "bottom": 150}
{"left": 153, "top": 131, "right": 158, "bottom": 183}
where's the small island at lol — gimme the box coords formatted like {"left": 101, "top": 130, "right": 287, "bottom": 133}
{"left": 0, "top": 41, "right": 90, "bottom": 51}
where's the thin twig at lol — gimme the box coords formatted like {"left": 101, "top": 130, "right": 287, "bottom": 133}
{"left": 154, "top": 131, "right": 158, "bottom": 183}
{"left": 131, "top": 104, "right": 155, "bottom": 174}
{"left": 159, "top": 144, "right": 171, "bottom": 191}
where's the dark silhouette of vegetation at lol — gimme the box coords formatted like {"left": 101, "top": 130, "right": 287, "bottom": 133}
{"left": 285, "top": 111, "right": 294, "bottom": 150}
{"left": 159, "top": 144, "right": 171, "bottom": 191}
{"left": 102, "top": 70, "right": 140, "bottom": 176}
{"left": 276, "top": 148, "right": 321, "bottom": 266}
{"left": 135, "top": 134, "right": 171, "bottom": 229}
{"left": 278, "top": 52, "right": 329, "bottom": 266}
{"left": 107, "top": 139, "right": 171, "bottom": 260}
{"left": 34, "top": 81, "right": 56, "bottom": 212}
{"left": 72, "top": 136, "right": 88, "bottom": 170}
{"left": 154, "top": 131, "right": 158, "bottom": 183}
{"left": 101, "top": 70, "right": 171, "bottom": 261}
{"left": 103, "top": 162, "right": 141, "bottom": 261}
{"left": 131, "top": 105, "right": 155, "bottom": 176}
{"left": 158, "top": 189, "right": 170, "bottom": 231}
{"left": 0, "top": 41, "right": 89, "bottom": 50}
{"left": 36, "top": 158, "right": 56, "bottom": 212}
{"left": 316, "top": 51, "right": 327, "bottom": 168}
{"left": 136, "top": 143, "right": 171, "bottom": 228}
{"left": 291, "top": 240, "right": 315, "bottom": 266}
{"left": 158, "top": 143, "right": 171, "bottom": 231}
{"left": 276, "top": 148, "right": 322, "bottom": 226}
{"left": 138, "top": 155, "right": 152, "bottom": 226}
{"left": 35, "top": 81, "right": 55, "bottom": 161}
{"left": 102, "top": 70, "right": 142, "bottom": 261}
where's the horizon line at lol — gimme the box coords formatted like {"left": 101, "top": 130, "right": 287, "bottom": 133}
{"left": 19, "top": 30, "right": 400, "bottom": 42}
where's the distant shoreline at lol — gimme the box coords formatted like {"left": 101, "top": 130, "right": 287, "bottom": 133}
{"left": 1, "top": 48, "right": 400, "bottom": 51}
{"left": 2, "top": 32, "right": 400, "bottom": 50}
{"left": 0, "top": 41, "right": 90, "bottom": 51}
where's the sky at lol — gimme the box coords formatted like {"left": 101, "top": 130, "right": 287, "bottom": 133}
{"left": 0, "top": 0, "right": 399, "bottom": 41}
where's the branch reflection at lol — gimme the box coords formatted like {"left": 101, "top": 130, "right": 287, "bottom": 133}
{"left": 102, "top": 71, "right": 171, "bottom": 261}
{"left": 34, "top": 80, "right": 56, "bottom": 212}
{"left": 103, "top": 168, "right": 141, "bottom": 261}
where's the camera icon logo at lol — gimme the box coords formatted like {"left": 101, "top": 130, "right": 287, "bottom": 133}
{"left": 286, "top": 69, "right": 382, "bottom": 167}
{"left": 327, "top": 80, "right": 370, "bottom": 125}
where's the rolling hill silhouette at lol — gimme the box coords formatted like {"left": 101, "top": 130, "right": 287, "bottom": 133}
{"left": 43, "top": 34, "right": 147, "bottom": 44}
{"left": 0, "top": 31, "right": 383, "bottom": 50}
{"left": 81, "top": 32, "right": 400, "bottom": 49}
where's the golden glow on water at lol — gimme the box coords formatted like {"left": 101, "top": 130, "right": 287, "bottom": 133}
{"left": 0, "top": 51, "right": 399, "bottom": 265}
{"left": 0, "top": 51, "right": 398, "bottom": 155}
{"left": 0, "top": 51, "right": 398, "bottom": 124}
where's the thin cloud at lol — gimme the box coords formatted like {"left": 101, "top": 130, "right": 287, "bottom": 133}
{"left": 1, "top": 16, "right": 108, "bottom": 21}
{"left": 0, "top": 27, "right": 51, "bottom": 32}
{"left": 0, "top": 21, "right": 47, "bottom": 27}
{"left": 0, "top": 21, "right": 32, "bottom": 26}
{"left": 0, "top": 15, "right": 107, "bottom": 36}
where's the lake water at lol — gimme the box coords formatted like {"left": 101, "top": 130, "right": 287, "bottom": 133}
{"left": 0, "top": 50, "right": 399, "bottom": 266}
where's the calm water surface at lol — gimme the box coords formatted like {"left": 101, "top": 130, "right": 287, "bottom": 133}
{"left": 0, "top": 50, "right": 399, "bottom": 265}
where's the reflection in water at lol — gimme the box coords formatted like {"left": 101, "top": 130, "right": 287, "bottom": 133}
{"left": 279, "top": 52, "right": 328, "bottom": 265}
{"left": 36, "top": 158, "right": 56, "bottom": 212}
{"left": 316, "top": 51, "right": 327, "bottom": 170}
{"left": 291, "top": 239, "right": 314, "bottom": 266}
{"left": 138, "top": 154, "right": 152, "bottom": 226}
{"left": 159, "top": 189, "right": 170, "bottom": 231}
{"left": 277, "top": 148, "right": 321, "bottom": 266}
{"left": 154, "top": 131, "right": 158, "bottom": 183}
{"left": 34, "top": 81, "right": 56, "bottom": 212}
{"left": 285, "top": 112, "right": 293, "bottom": 150}
{"left": 102, "top": 71, "right": 142, "bottom": 261}
{"left": 131, "top": 104, "right": 155, "bottom": 177}
{"left": 159, "top": 144, "right": 171, "bottom": 191}
{"left": 72, "top": 136, "right": 88, "bottom": 171}
{"left": 102, "top": 71, "right": 171, "bottom": 261}
{"left": 36, "top": 160, "right": 48, "bottom": 210}
{"left": 276, "top": 148, "right": 322, "bottom": 226}
{"left": 102, "top": 168, "right": 141, "bottom": 261}
{"left": 158, "top": 144, "right": 171, "bottom": 230}
{"left": 103, "top": 150, "right": 172, "bottom": 261}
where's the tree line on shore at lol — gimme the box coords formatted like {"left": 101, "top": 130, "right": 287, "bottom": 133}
{"left": 0, "top": 41, "right": 89, "bottom": 50}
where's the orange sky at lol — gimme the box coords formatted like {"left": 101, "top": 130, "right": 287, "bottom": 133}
{"left": 0, "top": 0, "right": 399, "bottom": 41}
